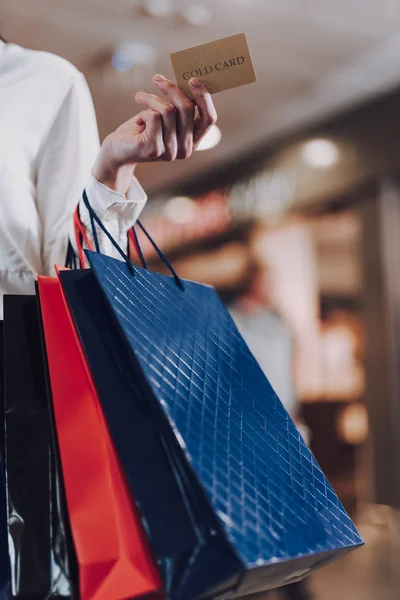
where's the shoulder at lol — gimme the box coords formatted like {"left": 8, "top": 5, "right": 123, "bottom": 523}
{"left": 5, "top": 43, "right": 85, "bottom": 104}
{"left": 6, "top": 44, "right": 94, "bottom": 131}
{"left": 1, "top": 44, "right": 96, "bottom": 153}
{"left": 7, "top": 43, "right": 80, "bottom": 81}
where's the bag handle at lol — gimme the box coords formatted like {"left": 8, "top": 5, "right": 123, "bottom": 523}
{"left": 67, "top": 201, "right": 148, "bottom": 270}
{"left": 72, "top": 205, "right": 147, "bottom": 270}
{"left": 74, "top": 207, "right": 93, "bottom": 268}
{"left": 65, "top": 239, "right": 77, "bottom": 270}
{"left": 72, "top": 211, "right": 147, "bottom": 271}
{"left": 65, "top": 210, "right": 89, "bottom": 269}
{"left": 132, "top": 221, "right": 184, "bottom": 290}
{"left": 82, "top": 189, "right": 185, "bottom": 290}
{"left": 128, "top": 226, "right": 148, "bottom": 269}
{"left": 82, "top": 189, "right": 135, "bottom": 273}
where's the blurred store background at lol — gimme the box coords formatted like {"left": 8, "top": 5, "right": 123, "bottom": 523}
{"left": 3, "top": 0, "right": 400, "bottom": 598}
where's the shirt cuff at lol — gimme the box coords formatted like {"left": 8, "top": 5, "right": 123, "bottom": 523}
{"left": 84, "top": 173, "right": 147, "bottom": 222}
{"left": 74, "top": 173, "right": 147, "bottom": 261}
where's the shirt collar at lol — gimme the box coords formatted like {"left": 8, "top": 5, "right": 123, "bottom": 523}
{"left": 0, "top": 40, "right": 6, "bottom": 56}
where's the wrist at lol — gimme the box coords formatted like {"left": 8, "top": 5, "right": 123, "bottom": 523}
{"left": 93, "top": 142, "right": 137, "bottom": 196}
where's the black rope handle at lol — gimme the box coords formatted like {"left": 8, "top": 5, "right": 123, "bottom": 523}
{"left": 130, "top": 224, "right": 148, "bottom": 269}
{"left": 134, "top": 221, "right": 184, "bottom": 291}
{"left": 82, "top": 189, "right": 135, "bottom": 274}
{"left": 65, "top": 239, "right": 77, "bottom": 270}
{"left": 82, "top": 189, "right": 184, "bottom": 289}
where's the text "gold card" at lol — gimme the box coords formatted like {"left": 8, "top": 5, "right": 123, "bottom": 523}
{"left": 170, "top": 33, "right": 256, "bottom": 97}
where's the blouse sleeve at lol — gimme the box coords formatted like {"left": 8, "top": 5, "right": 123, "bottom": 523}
{"left": 35, "top": 70, "right": 147, "bottom": 275}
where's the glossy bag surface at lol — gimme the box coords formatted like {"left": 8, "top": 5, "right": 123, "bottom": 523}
{"left": 37, "top": 276, "right": 162, "bottom": 600}
{"left": 86, "top": 250, "right": 364, "bottom": 596}
{"left": 58, "top": 268, "right": 241, "bottom": 600}
{"left": 0, "top": 321, "right": 10, "bottom": 600}
{"left": 2, "top": 295, "right": 74, "bottom": 598}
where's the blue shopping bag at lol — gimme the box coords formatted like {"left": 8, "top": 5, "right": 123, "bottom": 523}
{"left": 71, "top": 191, "right": 363, "bottom": 599}
{"left": 58, "top": 267, "right": 240, "bottom": 600}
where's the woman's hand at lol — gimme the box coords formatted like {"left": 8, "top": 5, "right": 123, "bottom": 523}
{"left": 93, "top": 74, "right": 217, "bottom": 195}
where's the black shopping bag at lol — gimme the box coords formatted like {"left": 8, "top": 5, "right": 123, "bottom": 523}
{"left": 0, "top": 321, "right": 10, "bottom": 600}
{"left": 2, "top": 295, "right": 76, "bottom": 598}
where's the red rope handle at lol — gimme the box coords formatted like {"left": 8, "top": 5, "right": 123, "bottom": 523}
{"left": 128, "top": 227, "right": 143, "bottom": 265}
{"left": 73, "top": 207, "right": 93, "bottom": 268}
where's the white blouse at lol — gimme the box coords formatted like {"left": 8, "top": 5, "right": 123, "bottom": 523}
{"left": 0, "top": 41, "right": 147, "bottom": 316}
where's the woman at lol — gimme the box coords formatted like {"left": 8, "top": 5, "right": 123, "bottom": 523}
{"left": 0, "top": 37, "right": 217, "bottom": 304}
{"left": 0, "top": 37, "right": 217, "bottom": 598}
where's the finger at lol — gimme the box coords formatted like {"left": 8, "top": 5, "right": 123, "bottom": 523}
{"left": 136, "top": 92, "right": 177, "bottom": 161}
{"left": 138, "top": 109, "right": 165, "bottom": 160}
{"left": 153, "top": 74, "right": 195, "bottom": 159}
{"left": 189, "top": 78, "right": 218, "bottom": 146}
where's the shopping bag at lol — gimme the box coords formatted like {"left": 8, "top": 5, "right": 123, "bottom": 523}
{"left": 58, "top": 267, "right": 240, "bottom": 600}
{"left": 77, "top": 191, "right": 363, "bottom": 597}
{"left": 37, "top": 276, "right": 162, "bottom": 600}
{"left": 0, "top": 321, "right": 10, "bottom": 599}
{"left": 2, "top": 295, "right": 75, "bottom": 598}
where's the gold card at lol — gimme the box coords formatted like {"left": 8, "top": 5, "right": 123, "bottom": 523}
{"left": 170, "top": 33, "right": 256, "bottom": 97}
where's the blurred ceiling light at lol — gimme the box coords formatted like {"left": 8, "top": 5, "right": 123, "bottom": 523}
{"left": 142, "top": 0, "right": 175, "bottom": 18}
{"left": 181, "top": 5, "right": 213, "bottom": 26}
{"left": 163, "top": 196, "right": 197, "bottom": 224}
{"left": 112, "top": 42, "right": 158, "bottom": 71}
{"left": 301, "top": 138, "right": 339, "bottom": 169}
{"left": 195, "top": 125, "right": 222, "bottom": 151}
{"left": 337, "top": 403, "right": 369, "bottom": 446}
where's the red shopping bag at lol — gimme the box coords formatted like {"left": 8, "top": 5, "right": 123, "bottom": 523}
{"left": 37, "top": 275, "right": 161, "bottom": 600}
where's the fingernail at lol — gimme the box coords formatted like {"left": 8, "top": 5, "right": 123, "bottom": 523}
{"left": 189, "top": 77, "right": 202, "bottom": 88}
{"left": 153, "top": 74, "right": 165, "bottom": 82}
